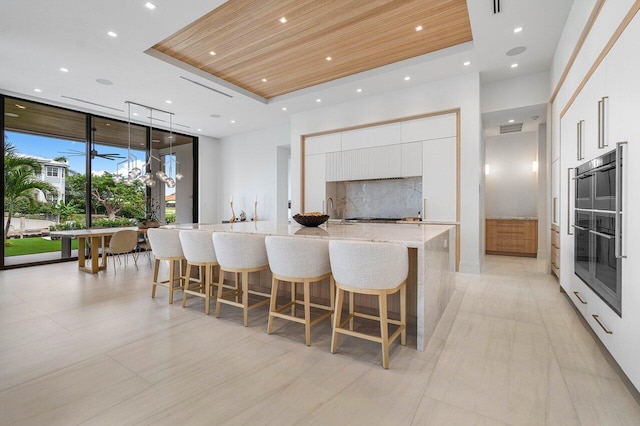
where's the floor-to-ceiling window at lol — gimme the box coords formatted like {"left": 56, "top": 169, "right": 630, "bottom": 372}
{"left": 2, "top": 95, "right": 198, "bottom": 268}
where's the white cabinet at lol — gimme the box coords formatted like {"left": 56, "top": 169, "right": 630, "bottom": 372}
{"left": 305, "top": 133, "right": 341, "bottom": 155}
{"left": 422, "top": 137, "right": 456, "bottom": 221}
{"left": 401, "top": 113, "right": 456, "bottom": 143}
{"left": 341, "top": 123, "right": 401, "bottom": 151}
{"left": 401, "top": 142, "right": 422, "bottom": 177}
{"left": 304, "top": 154, "right": 326, "bottom": 213}
{"left": 326, "top": 145, "right": 401, "bottom": 182}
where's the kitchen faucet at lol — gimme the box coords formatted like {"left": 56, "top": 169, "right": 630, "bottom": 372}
{"left": 326, "top": 197, "right": 334, "bottom": 216}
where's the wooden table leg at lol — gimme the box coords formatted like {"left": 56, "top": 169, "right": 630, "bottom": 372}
{"left": 91, "top": 236, "right": 100, "bottom": 273}
{"left": 78, "top": 237, "right": 86, "bottom": 268}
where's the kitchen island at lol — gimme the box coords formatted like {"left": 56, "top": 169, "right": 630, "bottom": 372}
{"left": 165, "top": 221, "right": 455, "bottom": 351}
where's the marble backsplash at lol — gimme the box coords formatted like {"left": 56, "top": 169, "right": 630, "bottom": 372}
{"left": 329, "top": 177, "right": 422, "bottom": 219}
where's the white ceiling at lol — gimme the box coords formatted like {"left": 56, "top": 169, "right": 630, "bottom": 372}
{"left": 0, "top": 0, "right": 573, "bottom": 139}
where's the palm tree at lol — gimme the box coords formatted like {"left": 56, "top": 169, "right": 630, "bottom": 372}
{"left": 4, "top": 140, "right": 56, "bottom": 240}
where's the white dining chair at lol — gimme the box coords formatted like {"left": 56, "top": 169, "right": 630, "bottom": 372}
{"left": 147, "top": 228, "right": 185, "bottom": 304}
{"left": 329, "top": 240, "right": 408, "bottom": 369}
{"left": 265, "top": 236, "right": 334, "bottom": 346}
{"left": 103, "top": 229, "right": 139, "bottom": 273}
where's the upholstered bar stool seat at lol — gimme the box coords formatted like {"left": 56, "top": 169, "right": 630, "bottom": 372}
{"left": 329, "top": 240, "right": 408, "bottom": 369}
{"left": 179, "top": 230, "right": 219, "bottom": 314}
{"left": 147, "top": 228, "right": 186, "bottom": 304}
{"left": 212, "top": 232, "right": 270, "bottom": 327}
{"left": 265, "top": 236, "right": 334, "bottom": 346}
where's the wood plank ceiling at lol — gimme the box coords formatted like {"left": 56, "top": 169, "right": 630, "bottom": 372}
{"left": 151, "top": 0, "right": 473, "bottom": 99}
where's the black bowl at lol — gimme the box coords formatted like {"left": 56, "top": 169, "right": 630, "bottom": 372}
{"left": 292, "top": 214, "right": 330, "bottom": 227}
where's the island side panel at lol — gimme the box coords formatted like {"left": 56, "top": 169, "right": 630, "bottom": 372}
{"left": 417, "top": 227, "right": 455, "bottom": 350}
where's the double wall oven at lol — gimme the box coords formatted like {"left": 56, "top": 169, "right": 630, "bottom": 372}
{"left": 573, "top": 145, "right": 625, "bottom": 316}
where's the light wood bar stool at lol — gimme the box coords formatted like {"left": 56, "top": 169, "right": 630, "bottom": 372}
{"left": 179, "top": 230, "right": 219, "bottom": 314}
{"left": 212, "top": 232, "right": 270, "bottom": 327}
{"left": 329, "top": 240, "right": 408, "bottom": 369}
{"left": 265, "top": 236, "right": 334, "bottom": 346}
{"left": 147, "top": 228, "right": 185, "bottom": 304}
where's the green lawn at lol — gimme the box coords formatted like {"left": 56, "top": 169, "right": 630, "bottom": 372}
{"left": 4, "top": 238, "right": 79, "bottom": 257}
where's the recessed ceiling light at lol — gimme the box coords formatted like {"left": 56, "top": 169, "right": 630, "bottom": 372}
{"left": 5, "top": 113, "right": 19, "bottom": 118}
{"left": 404, "top": 76, "right": 411, "bottom": 81}
{"left": 231, "top": 120, "right": 236, "bottom": 124}
{"left": 511, "top": 63, "right": 518, "bottom": 68}
{"left": 282, "top": 107, "right": 287, "bottom": 111}
{"left": 133, "top": 113, "right": 139, "bottom": 116}
{"left": 60, "top": 67, "right": 69, "bottom": 72}
{"left": 107, "top": 31, "right": 118, "bottom": 38}
{"left": 279, "top": 17, "right": 287, "bottom": 24}
{"left": 514, "top": 26, "right": 523, "bottom": 33}
{"left": 209, "top": 51, "right": 216, "bottom": 56}
{"left": 463, "top": 61, "right": 471, "bottom": 66}
{"left": 34, "top": 88, "right": 42, "bottom": 92}
{"left": 356, "top": 88, "right": 363, "bottom": 93}
{"left": 326, "top": 56, "right": 332, "bottom": 61}
{"left": 316, "top": 98, "right": 322, "bottom": 103}
{"left": 15, "top": 104, "right": 26, "bottom": 109}
{"left": 106, "top": 123, "right": 111, "bottom": 127}
{"left": 415, "top": 25, "right": 423, "bottom": 31}
{"left": 198, "top": 128, "right": 202, "bottom": 131}
{"left": 166, "top": 100, "right": 172, "bottom": 104}
{"left": 145, "top": 2, "right": 156, "bottom": 10}
{"left": 508, "top": 119, "right": 515, "bottom": 123}
{"left": 262, "top": 78, "right": 267, "bottom": 82}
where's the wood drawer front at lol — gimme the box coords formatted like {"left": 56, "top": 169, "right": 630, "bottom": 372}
{"left": 551, "top": 246, "right": 560, "bottom": 268}
{"left": 492, "top": 227, "right": 537, "bottom": 240}
{"left": 551, "top": 229, "right": 560, "bottom": 248}
{"left": 487, "top": 238, "right": 537, "bottom": 254}
{"left": 487, "top": 219, "right": 537, "bottom": 228}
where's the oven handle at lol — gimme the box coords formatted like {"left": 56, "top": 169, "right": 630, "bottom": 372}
{"left": 615, "top": 141, "right": 627, "bottom": 259}
{"left": 598, "top": 99, "right": 603, "bottom": 149}
{"left": 567, "top": 167, "right": 574, "bottom": 235}
{"left": 589, "top": 230, "right": 613, "bottom": 240}
{"left": 572, "top": 224, "right": 587, "bottom": 231}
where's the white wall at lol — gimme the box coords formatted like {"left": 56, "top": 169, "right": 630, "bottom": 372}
{"left": 290, "top": 73, "right": 483, "bottom": 273}
{"left": 485, "top": 132, "right": 539, "bottom": 218}
{"left": 481, "top": 71, "right": 550, "bottom": 113}
{"left": 198, "top": 135, "right": 219, "bottom": 223}
{"left": 215, "top": 124, "right": 290, "bottom": 222}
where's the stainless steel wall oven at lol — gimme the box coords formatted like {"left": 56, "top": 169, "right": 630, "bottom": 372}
{"left": 574, "top": 146, "right": 624, "bottom": 316}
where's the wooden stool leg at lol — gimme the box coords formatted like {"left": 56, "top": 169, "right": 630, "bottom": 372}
{"left": 331, "top": 288, "right": 344, "bottom": 354}
{"left": 152, "top": 259, "right": 160, "bottom": 298}
{"left": 400, "top": 283, "right": 407, "bottom": 346}
{"left": 215, "top": 269, "right": 225, "bottom": 318}
{"left": 304, "top": 280, "right": 311, "bottom": 346}
{"left": 329, "top": 276, "right": 336, "bottom": 323}
{"left": 291, "top": 282, "right": 297, "bottom": 316}
{"left": 182, "top": 263, "right": 192, "bottom": 307}
{"left": 348, "top": 291, "right": 355, "bottom": 331}
{"left": 168, "top": 260, "right": 176, "bottom": 304}
{"left": 267, "top": 277, "right": 279, "bottom": 334}
{"left": 235, "top": 272, "right": 240, "bottom": 303}
{"left": 379, "top": 293, "right": 389, "bottom": 369}
{"left": 242, "top": 271, "right": 249, "bottom": 327}
{"left": 204, "top": 264, "right": 211, "bottom": 315}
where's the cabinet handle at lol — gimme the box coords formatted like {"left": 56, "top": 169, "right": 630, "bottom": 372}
{"left": 567, "top": 167, "right": 574, "bottom": 235}
{"left": 553, "top": 197, "right": 558, "bottom": 224}
{"left": 576, "top": 120, "right": 585, "bottom": 161}
{"left": 598, "top": 99, "right": 603, "bottom": 149}
{"left": 592, "top": 314, "right": 613, "bottom": 334}
{"left": 573, "top": 291, "right": 587, "bottom": 304}
{"left": 615, "top": 141, "right": 627, "bottom": 259}
{"left": 576, "top": 121, "right": 581, "bottom": 161}
{"left": 602, "top": 97, "right": 609, "bottom": 148}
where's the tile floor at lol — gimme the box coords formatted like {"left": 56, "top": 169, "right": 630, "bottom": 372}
{"left": 0, "top": 255, "right": 639, "bottom": 425}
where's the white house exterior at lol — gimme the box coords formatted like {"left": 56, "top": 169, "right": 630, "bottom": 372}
{"left": 17, "top": 154, "right": 68, "bottom": 204}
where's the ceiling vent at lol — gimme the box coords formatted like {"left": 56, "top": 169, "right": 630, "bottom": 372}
{"left": 493, "top": 0, "right": 501, "bottom": 14}
{"left": 499, "top": 123, "right": 523, "bottom": 134}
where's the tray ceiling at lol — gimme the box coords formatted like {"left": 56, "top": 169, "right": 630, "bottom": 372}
{"left": 151, "top": 0, "right": 472, "bottom": 99}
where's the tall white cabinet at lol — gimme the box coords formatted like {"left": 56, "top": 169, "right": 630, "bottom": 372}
{"left": 303, "top": 112, "right": 458, "bottom": 221}
{"left": 556, "top": 13, "right": 640, "bottom": 389}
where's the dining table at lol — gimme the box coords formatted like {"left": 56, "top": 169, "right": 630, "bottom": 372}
{"left": 50, "top": 227, "right": 147, "bottom": 274}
